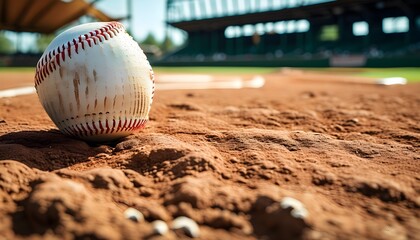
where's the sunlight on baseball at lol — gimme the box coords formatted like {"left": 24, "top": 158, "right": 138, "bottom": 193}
{"left": 35, "top": 22, "right": 154, "bottom": 142}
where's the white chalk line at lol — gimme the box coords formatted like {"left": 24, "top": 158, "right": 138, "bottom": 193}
{"left": 155, "top": 75, "right": 265, "bottom": 90}
{"left": 0, "top": 75, "right": 265, "bottom": 98}
{"left": 0, "top": 86, "right": 36, "bottom": 98}
{"left": 157, "top": 74, "right": 216, "bottom": 83}
{"left": 282, "top": 68, "right": 407, "bottom": 85}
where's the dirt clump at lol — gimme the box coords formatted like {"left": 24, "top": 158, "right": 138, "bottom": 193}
{"left": 0, "top": 72, "right": 419, "bottom": 239}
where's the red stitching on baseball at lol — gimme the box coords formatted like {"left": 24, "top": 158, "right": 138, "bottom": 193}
{"left": 84, "top": 125, "right": 90, "bottom": 137}
{"left": 76, "top": 124, "right": 85, "bottom": 137}
{"left": 74, "top": 42, "right": 79, "bottom": 54}
{"left": 122, "top": 119, "right": 128, "bottom": 129}
{"left": 94, "top": 121, "right": 100, "bottom": 135}
{"left": 70, "top": 126, "right": 80, "bottom": 137}
{"left": 99, "top": 120, "right": 104, "bottom": 134}
{"left": 55, "top": 54, "right": 60, "bottom": 66}
{"left": 67, "top": 125, "right": 80, "bottom": 137}
{"left": 111, "top": 119, "right": 116, "bottom": 134}
{"left": 43, "top": 67, "right": 47, "bottom": 79}
{"left": 131, "top": 119, "right": 138, "bottom": 131}
{"left": 86, "top": 122, "right": 94, "bottom": 136}
{"left": 116, "top": 119, "right": 123, "bottom": 132}
{"left": 34, "top": 22, "right": 125, "bottom": 88}
{"left": 67, "top": 42, "right": 71, "bottom": 58}
{"left": 74, "top": 125, "right": 82, "bottom": 137}
{"left": 105, "top": 119, "right": 110, "bottom": 134}
{"left": 63, "top": 118, "right": 147, "bottom": 138}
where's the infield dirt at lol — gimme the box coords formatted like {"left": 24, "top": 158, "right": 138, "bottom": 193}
{"left": 0, "top": 70, "right": 419, "bottom": 239}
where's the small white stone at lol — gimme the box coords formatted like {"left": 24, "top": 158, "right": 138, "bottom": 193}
{"left": 124, "top": 207, "right": 144, "bottom": 222}
{"left": 280, "top": 197, "right": 308, "bottom": 219}
{"left": 63, "top": 180, "right": 86, "bottom": 193}
{"left": 152, "top": 220, "right": 169, "bottom": 235}
{"left": 172, "top": 216, "right": 200, "bottom": 238}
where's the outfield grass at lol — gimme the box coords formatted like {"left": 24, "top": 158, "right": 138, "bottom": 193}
{"left": 355, "top": 68, "right": 420, "bottom": 83}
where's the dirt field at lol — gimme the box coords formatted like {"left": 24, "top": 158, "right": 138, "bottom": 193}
{"left": 0, "top": 70, "right": 419, "bottom": 239}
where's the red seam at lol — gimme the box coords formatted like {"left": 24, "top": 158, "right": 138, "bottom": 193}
{"left": 75, "top": 124, "right": 85, "bottom": 137}
{"left": 69, "top": 125, "right": 80, "bottom": 137}
{"left": 127, "top": 119, "right": 133, "bottom": 130}
{"left": 87, "top": 38, "right": 92, "bottom": 47}
{"left": 105, "top": 119, "right": 110, "bottom": 134}
{"left": 62, "top": 118, "right": 148, "bottom": 137}
{"left": 130, "top": 119, "right": 138, "bottom": 131}
{"left": 86, "top": 122, "right": 94, "bottom": 136}
{"left": 34, "top": 22, "right": 124, "bottom": 88}
{"left": 42, "top": 67, "right": 47, "bottom": 79}
{"left": 91, "top": 121, "right": 99, "bottom": 135}
{"left": 75, "top": 42, "right": 79, "bottom": 54}
{"left": 55, "top": 54, "right": 61, "bottom": 66}
{"left": 80, "top": 124, "right": 89, "bottom": 136}
{"left": 133, "top": 119, "right": 147, "bottom": 130}
{"left": 116, "top": 119, "right": 122, "bottom": 132}
{"left": 99, "top": 120, "right": 104, "bottom": 134}
{"left": 67, "top": 42, "right": 71, "bottom": 58}
{"left": 110, "top": 119, "right": 116, "bottom": 133}
{"left": 122, "top": 118, "right": 128, "bottom": 129}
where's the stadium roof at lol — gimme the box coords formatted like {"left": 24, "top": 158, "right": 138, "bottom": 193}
{"left": 0, "top": 0, "right": 118, "bottom": 33}
{"left": 168, "top": 0, "right": 420, "bottom": 32}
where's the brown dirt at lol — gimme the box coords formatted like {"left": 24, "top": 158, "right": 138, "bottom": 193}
{"left": 0, "top": 70, "right": 419, "bottom": 240}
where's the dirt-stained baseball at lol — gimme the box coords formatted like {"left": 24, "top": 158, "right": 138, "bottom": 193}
{"left": 35, "top": 22, "right": 154, "bottom": 142}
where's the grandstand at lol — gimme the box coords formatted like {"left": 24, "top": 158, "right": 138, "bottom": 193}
{"left": 160, "top": 0, "right": 420, "bottom": 67}
{"left": 0, "top": 0, "right": 120, "bottom": 67}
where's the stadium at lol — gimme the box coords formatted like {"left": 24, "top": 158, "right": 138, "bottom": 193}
{"left": 0, "top": 1, "right": 419, "bottom": 239}
{"left": 160, "top": 0, "right": 420, "bottom": 67}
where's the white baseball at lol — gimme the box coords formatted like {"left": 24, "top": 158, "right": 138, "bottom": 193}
{"left": 35, "top": 22, "right": 154, "bottom": 142}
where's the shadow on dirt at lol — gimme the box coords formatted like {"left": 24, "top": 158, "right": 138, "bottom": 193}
{"left": 0, "top": 130, "right": 100, "bottom": 171}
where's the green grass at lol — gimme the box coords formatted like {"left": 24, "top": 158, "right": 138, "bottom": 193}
{"left": 354, "top": 68, "right": 420, "bottom": 83}
{"left": 154, "top": 66, "right": 279, "bottom": 75}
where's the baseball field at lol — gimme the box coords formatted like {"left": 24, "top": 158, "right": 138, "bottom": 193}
{"left": 0, "top": 67, "right": 419, "bottom": 239}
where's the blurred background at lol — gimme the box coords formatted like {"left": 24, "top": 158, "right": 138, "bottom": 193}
{"left": 0, "top": 0, "right": 419, "bottom": 68}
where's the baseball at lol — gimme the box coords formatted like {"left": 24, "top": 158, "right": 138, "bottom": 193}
{"left": 35, "top": 22, "right": 154, "bottom": 142}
